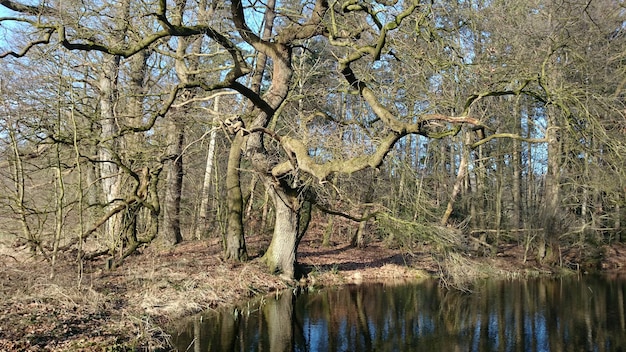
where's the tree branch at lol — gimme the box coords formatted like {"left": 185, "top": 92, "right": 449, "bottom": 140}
{"left": 0, "top": 26, "right": 54, "bottom": 58}
{"left": 315, "top": 203, "right": 380, "bottom": 222}
{"left": 271, "top": 2, "right": 484, "bottom": 181}
{"left": 470, "top": 133, "right": 547, "bottom": 149}
{"left": 277, "top": 0, "right": 329, "bottom": 43}
{"left": 271, "top": 132, "right": 401, "bottom": 181}
{"left": 0, "top": 0, "right": 54, "bottom": 15}
{"left": 2, "top": 1, "right": 248, "bottom": 64}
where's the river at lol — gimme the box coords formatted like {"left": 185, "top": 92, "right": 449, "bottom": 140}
{"left": 170, "top": 275, "right": 626, "bottom": 351}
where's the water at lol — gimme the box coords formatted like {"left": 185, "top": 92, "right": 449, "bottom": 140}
{"left": 170, "top": 275, "right": 626, "bottom": 351}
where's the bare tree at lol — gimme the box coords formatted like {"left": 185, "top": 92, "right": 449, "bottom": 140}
{"left": 2, "top": 0, "right": 625, "bottom": 278}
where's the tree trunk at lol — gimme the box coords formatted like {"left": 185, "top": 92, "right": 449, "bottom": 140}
{"left": 163, "top": 10, "right": 201, "bottom": 246}
{"left": 7, "top": 123, "right": 35, "bottom": 252}
{"left": 263, "top": 182, "right": 300, "bottom": 279}
{"left": 511, "top": 98, "right": 522, "bottom": 233}
{"left": 494, "top": 151, "right": 504, "bottom": 252}
{"left": 99, "top": 54, "right": 122, "bottom": 249}
{"left": 223, "top": 0, "right": 276, "bottom": 261}
{"left": 527, "top": 116, "right": 535, "bottom": 218}
{"left": 615, "top": 203, "right": 622, "bottom": 242}
{"left": 540, "top": 109, "right": 561, "bottom": 262}
{"left": 468, "top": 138, "right": 483, "bottom": 231}
{"left": 322, "top": 215, "right": 334, "bottom": 247}
{"left": 441, "top": 130, "right": 469, "bottom": 226}
{"left": 195, "top": 97, "right": 220, "bottom": 239}
{"left": 260, "top": 188, "right": 270, "bottom": 232}
{"left": 163, "top": 116, "right": 184, "bottom": 245}
{"left": 245, "top": 176, "right": 258, "bottom": 220}
{"left": 224, "top": 133, "right": 248, "bottom": 261}
{"left": 98, "top": 0, "right": 132, "bottom": 255}
{"left": 352, "top": 220, "right": 367, "bottom": 248}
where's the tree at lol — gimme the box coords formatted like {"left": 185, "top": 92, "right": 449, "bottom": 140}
{"left": 2, "top": 0, "right": 625, "bottom": 279}
{"left": 224, "top": 1, "right": 489, "bottom": 278}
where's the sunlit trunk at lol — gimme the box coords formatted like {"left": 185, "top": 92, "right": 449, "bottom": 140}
{"left": 51, "top": 143, "right": 65, "bottom": 274}
{"left": 97, "top": 0, "right": 132, "bottom": 254}
{"left": 475, "top": 143, "right": 486, "bottom": 230}
{"left": 494, "top": 150, "right": 504, "bottom": 250}
{"left": 511, "top": 98, "right": 522, "bottom": 232}
{"left": 540, "top": 110, "right": 561, "bottom": 262}
{"left": 196, "top": 97, "right": 220, "bottom": 239}
{"left": 224, "top": 0, "right": 276, "bottom": 261}
{"left": 527, "top": 125, "right": 534, "bottom": 214}
{"left": 323, "top": 174, "right": 339, "bottom": 246}
{"left": 7, "top": 123, "right": 35, "bottom": 252}
{"left": 164, "top": 13, "right": 196, "bottom": 246}
{"left": 99, "top": 54, "right": 122, "bottom": 248}
{"left": 224, "top": 134, "right": 247, "bottom": 261}
{"left": 353, "top": 220, "right": 367, "bottom": 248}
{"left": 322, "top": 215, "right": 334, "bottom": 247}
{"left": 581, "top": 149, "right": 589, "bottom": 220}
{"left": 263, "top": 183, "right": 300, "bottom": 279}
{"left": 261, "top": 189, "right": 270, "bottom": 232}
{"left": 441, "top": 130, "right": 469, "bottom": 226}
{"left": 163, "top": 116, "right": 184, "bottom": 245}
{"left": 616, "top": 203, "right": 622, "bottom": 242}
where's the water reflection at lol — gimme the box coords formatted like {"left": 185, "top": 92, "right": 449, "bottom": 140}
{"left": 171, "top": 276, "right": 626, "bottom": 351}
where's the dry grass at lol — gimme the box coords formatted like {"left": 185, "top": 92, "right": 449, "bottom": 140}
{"left": 0, "top": 239, "right": 290, "bottom": 351}
{"left": 436, "top": 252, "right": 492, "bottom": 291}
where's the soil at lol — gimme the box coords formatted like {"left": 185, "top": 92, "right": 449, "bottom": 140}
{"left": 1, "top": 231, "right": 625, "bottom": 351}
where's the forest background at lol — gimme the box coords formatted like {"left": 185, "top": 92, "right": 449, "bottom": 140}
{"left": 0, "top": 0, "right": 625, "bottom": 287}
{"left": 2, "top": 0, "right": 626, "bottom": 349}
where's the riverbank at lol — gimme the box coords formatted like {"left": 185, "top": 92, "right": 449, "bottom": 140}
{"left": 1, "top": 234, "right": 624, "bottom": 351}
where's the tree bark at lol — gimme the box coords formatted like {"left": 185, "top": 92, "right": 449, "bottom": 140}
{"left": 539, "top": 110, "right": 561, "bottom": 262}
{"left": 223, "top": 0, "right": 276, "bottom": 260}
{"left": 353, "top": 220, "right": 367, "bottom": 248}
{"left": 511, "top": 98, "right": 522, "bottom": 232}
{"left": 441, "top": 130, "right": 470, "bottom": 226}
{"left": 322, "top": 215, "right": 334, "bottom": 247}
{"left": 163, "top": 116, "right": 184, "bottom": 245}
{"left": 99, "top": 54, "right": 122, "bottom": 248}
{"left": 196, "top": 96, "right": 220, "bottom": 239}
{"left": 224, "top": 133, "right": 248, "bottom": 261}
{"left": 263, "top": 181, "right": 300, "bottom": 279}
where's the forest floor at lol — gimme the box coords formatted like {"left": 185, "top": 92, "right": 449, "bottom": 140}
{"left": 1, "top": 230, "right": 625, "bottom": 351}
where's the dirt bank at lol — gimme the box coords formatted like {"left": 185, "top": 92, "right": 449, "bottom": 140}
{"left": 1, "top": 234, "right": 624, "bottom": 351}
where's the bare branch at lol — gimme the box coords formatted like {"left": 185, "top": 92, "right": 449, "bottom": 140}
{"left": 315, "top": 203, "right": 380, "bottom": 222}
{"left": 471, "top": 133, "right": 547, "bottom": 149}
{"left": 277, "top": 0, "right": 329, "bottom": 42}
{"left": 1, "top": 1, "right": 249, "bottom": 64}
{"left": 0, "top": 0, "right": 54, "bottom": 15}
{"left": 0, "top": 27, "right": 54, "bottom": 58}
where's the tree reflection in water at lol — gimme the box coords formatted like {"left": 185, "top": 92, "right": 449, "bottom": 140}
{"left": 171, "top": 276, "right": 626, "bottom": 351}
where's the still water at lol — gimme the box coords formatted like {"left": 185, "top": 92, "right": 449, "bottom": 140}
{"left": 171, "top": 275, "right": 626, "bottom": 351}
